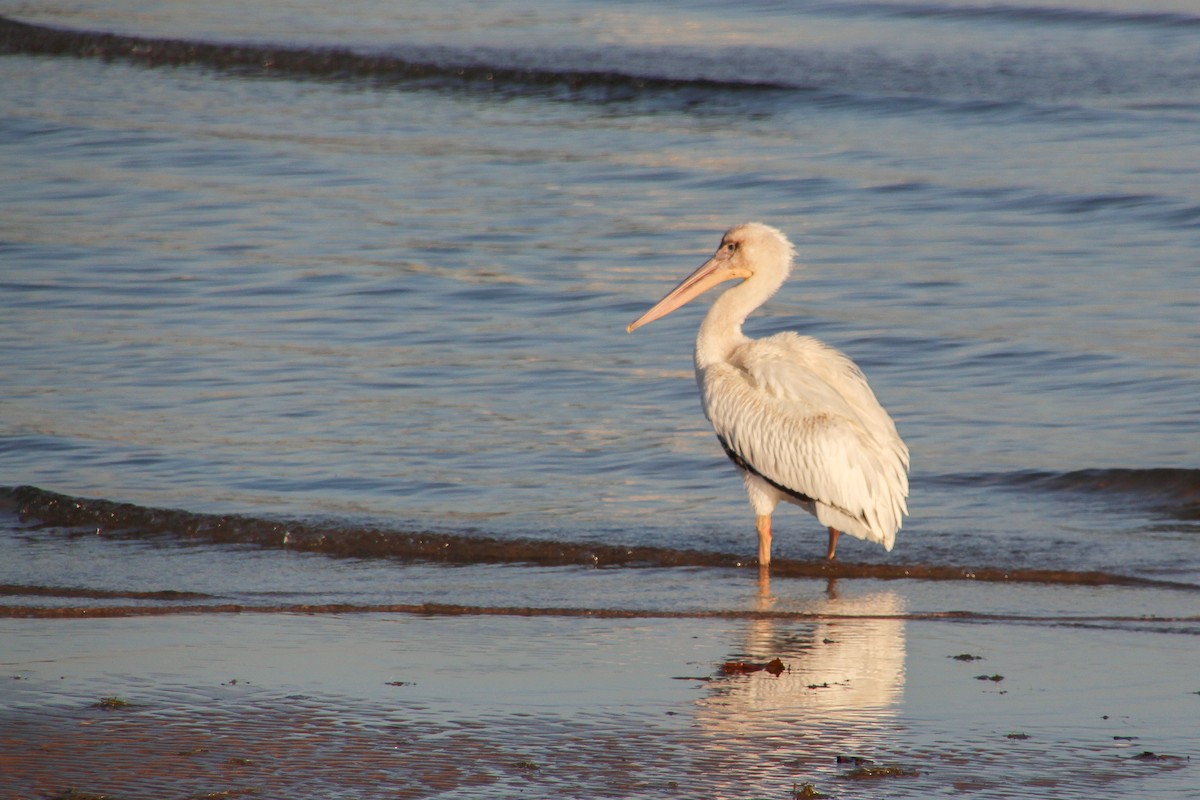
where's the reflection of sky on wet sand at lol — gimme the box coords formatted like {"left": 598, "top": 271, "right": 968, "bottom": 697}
{"left": 689, "top": 584, "right": 907, "bottom": 788}
{"left": 3, "top": 594, "right": 1198, "bottom": 798}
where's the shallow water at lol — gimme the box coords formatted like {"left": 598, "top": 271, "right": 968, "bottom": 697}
{"left": 1, "top": 1, "right": 1199, "bottom": 796}
{"left": 1, "top": 1, "right": 1197, "bottom": 570}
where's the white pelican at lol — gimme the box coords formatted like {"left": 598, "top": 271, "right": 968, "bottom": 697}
{"left": 627, "top": 223, "right": 909, "bottom": 565}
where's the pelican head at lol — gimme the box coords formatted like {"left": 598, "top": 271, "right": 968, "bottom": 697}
{"left": 627, "top": 222, "right": 795, "bottom": 333}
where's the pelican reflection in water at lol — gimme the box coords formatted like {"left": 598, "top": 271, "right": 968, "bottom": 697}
{"left": 628, "top": 223, "right": 909, "bottom": 566}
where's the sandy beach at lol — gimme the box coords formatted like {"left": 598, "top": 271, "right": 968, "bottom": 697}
{"left": 3, "top": 579, "right": 1197, "bottom": 800}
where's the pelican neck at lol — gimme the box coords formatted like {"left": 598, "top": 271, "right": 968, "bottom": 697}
{"left": 694, "top": 275, "right": 780, "bottom": 369}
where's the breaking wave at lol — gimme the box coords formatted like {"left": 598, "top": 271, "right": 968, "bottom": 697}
{"left": 3, "top": 482, "right": 1198, "bottom": 593}
{"left": 4, "top": 13, "right": 1195, "bottom": 113}
{"left": 0, "top": 15, "right": 791, "bottom": 101}
{"left": 850, "top": 1, "right": 1200, "bottom": 29}
{"left": 934, "top": 468, "right": 1200, "bottom": 520}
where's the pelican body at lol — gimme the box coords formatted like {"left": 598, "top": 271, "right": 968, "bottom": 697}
{"left": 628, "top": 223, "right": 909, "bottom": 565}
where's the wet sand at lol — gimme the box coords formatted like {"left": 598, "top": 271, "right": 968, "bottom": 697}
{"left": 2, "top": 586, "right": 1196, "bottom": 800}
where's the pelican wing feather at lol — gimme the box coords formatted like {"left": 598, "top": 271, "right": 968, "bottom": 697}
{"left": 700, "top": 332, "right": 909, "bottom": 548}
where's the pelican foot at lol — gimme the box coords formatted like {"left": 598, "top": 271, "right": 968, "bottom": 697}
{"left": 756, "top": 514, "right": 772, "bottom": 567}
{"left": 826, "top": 527, "right": 840, "bottom": 560}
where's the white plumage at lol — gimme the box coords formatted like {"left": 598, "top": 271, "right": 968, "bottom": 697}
{"left": 628, "top": 223, "right": 909, "bottom": 566}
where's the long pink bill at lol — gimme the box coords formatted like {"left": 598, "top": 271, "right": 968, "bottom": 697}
{"left": 626, "top": 256, "right": 748, "bottom": 333}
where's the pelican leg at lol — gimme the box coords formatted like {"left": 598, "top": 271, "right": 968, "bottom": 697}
{"left": 756, "top": 514, "right": 772, "bottom": 567}
{"left": 826, "top": 527, "right": 840, "bottom": 560}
